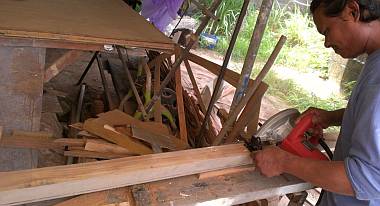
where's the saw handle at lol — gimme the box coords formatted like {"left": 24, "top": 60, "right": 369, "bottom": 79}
{"left": 279, "top": 113, "right": 329, "bottom": 161}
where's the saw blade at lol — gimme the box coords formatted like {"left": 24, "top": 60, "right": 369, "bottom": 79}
{"left": 255, "top": 108, "right": 300, "bottom": 142}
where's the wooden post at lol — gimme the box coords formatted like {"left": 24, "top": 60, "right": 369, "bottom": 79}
{"left": 174, "top": 47, "right": 188, "bottom": 143}
{"left": 0, "top": 46, "right": 45, "bottom": 171}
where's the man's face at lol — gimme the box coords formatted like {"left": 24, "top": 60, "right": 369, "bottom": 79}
{"left": 312, "top": 6, "right": 364, "bottom": 58}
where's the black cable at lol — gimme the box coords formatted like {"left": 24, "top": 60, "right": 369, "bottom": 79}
{"left": 315, "top": 139, "right": 334, "bottom": 205}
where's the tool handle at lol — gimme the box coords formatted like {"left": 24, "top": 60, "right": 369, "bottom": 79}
{"left": 280, "top": 113, "right": 328, "bottom": 160}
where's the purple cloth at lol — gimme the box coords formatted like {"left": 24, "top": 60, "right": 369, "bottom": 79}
{"left": 141, "top": 0, "right": 184, "bottom": 32}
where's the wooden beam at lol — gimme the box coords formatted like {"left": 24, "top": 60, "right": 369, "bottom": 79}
{"left": 187, "top": 52, "right": 257, "bottom": 88}
{"left": 174, "top": 48, "right": 188, "bottom": 143}
{"left": 64, "top": 150, "right": 130, "bottom": 160}
{"left": 0, "top": 144, "right": 252, "bottom": 205}
{"left": 198, "top": 165, "right": 255, "bottom": 179}
{"left": 44, "top": 50, "right": 84, "bottom": 83}
{"left": 225, "top": 83, "right": 268, "bottom": 143}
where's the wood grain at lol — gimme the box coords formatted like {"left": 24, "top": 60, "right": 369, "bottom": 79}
{"left": 0, "top": 0, "right": 174, "bottom": 50}
{"left": 0, "top": 144, "right": 252, "bottom": 205}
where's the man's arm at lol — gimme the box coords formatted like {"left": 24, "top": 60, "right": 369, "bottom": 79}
{"left": 283, "top": 151, "right": 354, "bottom": 195}
{"left": 253, "top": 147, "right": 354, "bottom": 196}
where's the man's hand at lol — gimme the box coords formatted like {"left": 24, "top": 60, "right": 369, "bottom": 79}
{"left": 297, "top": 107, "right": 345, "bottom": 129}
{"left": 252, "top": 146, "right": 296, "bottom": 177}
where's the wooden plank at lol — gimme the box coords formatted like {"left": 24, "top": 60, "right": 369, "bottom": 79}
{"left": 198, "top": 165, "right": 256, "bottom": 179}
{"left": 0, "top": 0, "right": 174, "bottom": 51}
{"left": 174, "top": 48, "right": 188, "bottom": 143}
{"left": 225, "top": 83, "right": 268, "bottom": 143}
{"left": 44, "top": 50, "right": 84, "bottom": 83}
{"left": 53, "top": 138, "right": 86, "bottom": 147}
{"left": 85, "top": 139, "right": 133, "bottom": 155}
{"left": 0, "top": 136, "right": 64, "bottom": 150}
{"left": 97, "top": 110, "right": 170, "bottom": 135}
{"left": 131, "top": 127, "right": 188, "bottom": 151}
{"left": 0, "top": 144, "right": 253, "bottom": 205}
{"left": 64, "top": 150, "right": 130, "bottom": 160}
{"left": 131, "top": 172, "right": 312, "bottom": 206}
{"left": 187, "top": 52, "right": 256, "bottom": 88}
{"left": 12, "top": 131, "right": 54, "bottom": 139}
{"left": 54, "top": 187, "right": 133, "bottom": 206}
{"left": 83, "top": 118, "right": 153, "bottom": 155}
{"left": 0, "top": 127, "right": 2, "bottom": 141}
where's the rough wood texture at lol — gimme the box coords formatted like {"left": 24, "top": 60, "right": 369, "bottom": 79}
{"left": 54, "top": 187, "right": 133, "bottom": 206}
{"left": 131, "top": 171, "right": 312, "bottom": 206}
{"left": 0, "top": 0, "right": 174, "bottom": 50}
{"left": 198, "top": 165, "right": 256, "bottom": 179}
{"left": 64, "top": 150, "right": 130, "bottom": 159}
{"left": 44, "top": 50, "right": 84, "bottom": 83}
{"left": 0, "top": 46, "right": 45, "bottom": 171}
{"left": 0, "top": 144, "right": 252, "bottom": 205}
{"left": 0, "top": 136, "right": 64, "bottom": 150}
{"left": 84, "top": 139, "right": 133, "bottom": 155}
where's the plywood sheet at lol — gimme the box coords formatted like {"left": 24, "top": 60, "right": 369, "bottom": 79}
{"left": 0, "top": 0, "right": 174, "bottom": 50}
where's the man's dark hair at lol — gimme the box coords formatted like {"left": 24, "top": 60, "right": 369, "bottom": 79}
{"left": 310, "top": 0, "right": 380, "bottom": 22}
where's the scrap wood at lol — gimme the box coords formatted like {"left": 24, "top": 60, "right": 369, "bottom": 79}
{"left": 174, "top": 48, "right": 188, "bottom": 143}
{"left": 96, "top": 110, "right": 170, "bottom": 135}
{"left": 64, "top": 150, "right": 131, "bottom": 160}
{"left": 0, "top": 126, "right": 2, "bottom": 141}
{"left": 12, "top": 130, "right": 54, "bottom": 139}
{"left": 131, "top": 127, "right": 188, "bottom": 151}
{"left": 84, "top": 139, "right": 133, "bottom": 155}
{"left": 54, "top": 187, "right": 133, "bottom": 206}
{"left": 69, "top": 122, "right": 84, "bottom": 130}
{"left": 0, "top": 144, "right": 252, "bottom": 205}
{"left": 44, "top": 50, "right": 84, "bottom": 83}
{"left": 83, "top": 118, "right": 153, "bottom": 155}
{"left": 53, "top": 138, "right": 86, "bottom": 147}
{"left": 198, "top": 165, "right": 255, "bottom": 180}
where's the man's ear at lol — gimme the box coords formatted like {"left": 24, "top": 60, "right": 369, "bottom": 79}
{"left": 342, "top": 0, "right": 361, "bottom": 21}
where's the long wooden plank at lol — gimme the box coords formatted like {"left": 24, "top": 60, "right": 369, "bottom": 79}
{"left": 187, "top": 52, "right": 257, "bottom": 88}
{"left": 0, "top": 136, "right": 64, "bottom": 150}
{"left": 0, "top": 144, "right": 252, "bottom": 205}
{"left": 0, "top": 0, "right": 174, "bottom": 51}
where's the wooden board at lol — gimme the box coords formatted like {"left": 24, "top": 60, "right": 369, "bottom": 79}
{"left": 0, "top": 0, "right": 174, "bottom": 51}
{"left": 131, "top": 172, "right": 312, "bottom": 206}
{"left": 54, "top": 187, "right": 133, "bottom": 206}
{"left": 0, "top": 144, "right": 253, "bottom": 205}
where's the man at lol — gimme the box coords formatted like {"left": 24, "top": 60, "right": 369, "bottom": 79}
{"left": 253, "top": 0, "right": 380, "bottom": 205}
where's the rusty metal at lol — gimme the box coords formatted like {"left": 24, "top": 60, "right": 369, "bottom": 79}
{"left": 144, "top": 0, "right": 223, "bottom": 113}
{"left": 212, "top": 35, "right": 287, "bottom": 146}
{"left": 196, "top": 0, "right": 251, "bottom": 147}
{"left": 76, "top": 51, "right": 99, "bottom": 86}
{"left": 230, "top": 0, "right": 274, "bottom": 114}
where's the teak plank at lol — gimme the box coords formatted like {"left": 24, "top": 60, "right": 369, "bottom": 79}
{"left": 0, "top": 144, "right": 252, "bottom": 205}
{"left": 0, "top": 0, "right": 174, "bottom": 50}
{"left": 83, "top": 118, "right": 153, "bottom": 155}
